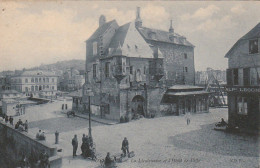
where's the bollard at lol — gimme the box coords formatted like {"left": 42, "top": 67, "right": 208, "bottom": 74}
{"left": 55, "top": 131, "right": 59, "bottom": 144}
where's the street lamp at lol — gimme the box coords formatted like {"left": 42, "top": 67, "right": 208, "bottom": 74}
{"left": 85, "top": 88, "right": 94, "bottom": 138}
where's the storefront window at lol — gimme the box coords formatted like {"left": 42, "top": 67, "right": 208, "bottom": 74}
{"left": 237, "top": 97, "right": 248, "bottom": 115}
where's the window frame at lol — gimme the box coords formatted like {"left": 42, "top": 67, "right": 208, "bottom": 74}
{"left": 249, "top": 39, "right": 259, "bottom": 54}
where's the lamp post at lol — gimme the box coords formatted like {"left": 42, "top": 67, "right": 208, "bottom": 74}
{"left": 85, "top": 88, "right": 94, "bottom": 138}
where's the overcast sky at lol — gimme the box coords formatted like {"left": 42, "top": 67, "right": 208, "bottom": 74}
{"left": 1, "top": 1, "right": 260, "bottom": 71}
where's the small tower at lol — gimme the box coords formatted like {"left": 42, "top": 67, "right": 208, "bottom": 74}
{"left": 169, "top": 19, "right": 174, "bottom": 34}
{"left": 135, "top": 7, "right": 142, "bottom": 28}
{"left": 99, "top": 15, "right": 106, "bottom": 27}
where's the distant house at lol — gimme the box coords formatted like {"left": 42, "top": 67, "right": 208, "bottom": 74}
{"left": 225, "top": 22, "right": 260, "bottom": 131}
{"left": 10, "top": 70, "right": 58, "bottom": 98}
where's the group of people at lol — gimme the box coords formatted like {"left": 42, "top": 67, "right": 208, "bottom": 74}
{"left": 71, "top": 134, "right": 95, "bottom": 159}
{"left": 1, "top": 114, "right": 29, "bottom": 132}
{"left": 2, "top": 114, "right": 14, "bottom": 125}
{"left": 104, "top": 137, "right": 130, "bottom": 167}
{"left": 15, "top": 119, "right": 29, "bottom": 132}
{"left": 36, "top": 129, "right": 46, "bottom": 140}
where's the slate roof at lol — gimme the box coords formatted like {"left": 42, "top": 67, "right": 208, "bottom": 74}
{"left": 87, "top": 20, "right": 117, "bottom": 41}
{"left": 137, "top": 27, "right": 194, "bottom": 47}
{"left": 225, "top": 22, "right": 260, "bottom": 58}
{"left": 108, "top": 22, "right": 131, "bottom": 49}
{"left": 16, "top": 71, "right": 57, "bottom": 77}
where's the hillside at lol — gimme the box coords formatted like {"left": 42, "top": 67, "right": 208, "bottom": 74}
{"left": 29, "top": 59, "right": 85, "bottom": 72}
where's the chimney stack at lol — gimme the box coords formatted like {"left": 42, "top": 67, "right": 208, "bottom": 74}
{"left": 135, "top": 7, "right": 142, "bottom": 28}
{"left": 169, "top": 19, "right": 174, "bottom": 34}
{"left": 99, "top": 15, "right": 106, "bottom": 27}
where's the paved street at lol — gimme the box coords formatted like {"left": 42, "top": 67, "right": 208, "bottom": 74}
{"left": 15, "top": 101, "right": 259, "bottom": 168}
{"left": 46, "top": 108, "right": 259, "bottom": 168}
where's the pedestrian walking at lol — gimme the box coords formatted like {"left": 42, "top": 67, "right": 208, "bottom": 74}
{"left": 72, "top": 135, "right": 78, "bottom": 158}
{"left": 185, "top": 112, "right": 191, "bottom": 125}
{"left": 5, "top": 115, "right": 9, "bottom": 123}
{"left": 24, "top": 120, "right": 28, "bottom": 132}
{"left": 9, "top": 116, "right": 13, "bottom": 125}
{"left": 121, "top": 137, "right": 129, "bottom": 157}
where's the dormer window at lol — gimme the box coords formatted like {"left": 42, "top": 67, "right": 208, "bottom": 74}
{"left": 249, "top": 39, "right": 258, "bottom": 54}
{"left": 93, "top": 42, "right": 98, "bottom": 56}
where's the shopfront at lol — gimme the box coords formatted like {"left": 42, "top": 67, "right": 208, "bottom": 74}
{"left": 227, "top": 86, "right": 260, "bottom": 130}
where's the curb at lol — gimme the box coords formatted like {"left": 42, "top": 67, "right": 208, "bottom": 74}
{"left": 74, "top": 114, "right": 117, "bottom": 125}
{"left": 61, "top": 111, "right": 117, "bottom": 125}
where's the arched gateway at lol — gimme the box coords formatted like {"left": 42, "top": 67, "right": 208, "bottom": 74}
{"left": 131, "top": 95, "right": 145, "bottom": 117}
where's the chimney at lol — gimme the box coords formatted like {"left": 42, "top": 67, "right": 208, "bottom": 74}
{"left": 135, "top": 7, "right": 142, "bottom": 28}
{"left": 169, "top": 19, "right": 174, "bottom": 34}
{"left": 99, "top": 15, "right": 106, "bottom": 27}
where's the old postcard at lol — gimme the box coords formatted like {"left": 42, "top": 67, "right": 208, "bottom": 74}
{"left": 0, "top": 1, "right": 259, "bottom": 168}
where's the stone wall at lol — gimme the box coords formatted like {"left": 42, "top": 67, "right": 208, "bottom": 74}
{"left": 0, "top": 121, "right": 62, "bottom": 168}
{"left": 228, "top": 38, "right": 260, "bottom": 69}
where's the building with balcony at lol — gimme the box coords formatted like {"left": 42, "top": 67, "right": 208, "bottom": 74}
{"left": 83, "top": 8, "right": 198, "bottom": 121}
{"left": 225, "top": 22, "right": 260, "bottom": 132}
{"left": 10, "top": 70, "right": 58, "bottom": 98}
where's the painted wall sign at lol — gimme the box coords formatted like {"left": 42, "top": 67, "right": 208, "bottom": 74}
{"left": 226, "top": 87, "right": 260, "bottom": 93}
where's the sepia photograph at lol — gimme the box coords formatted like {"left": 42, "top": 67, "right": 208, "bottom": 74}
{"left": 0, "top": 1, "right": 259, "bottom": 168}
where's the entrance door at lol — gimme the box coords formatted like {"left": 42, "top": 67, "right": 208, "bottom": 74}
{"left": 132, "top": 95, "right": 145, "bottom": 117}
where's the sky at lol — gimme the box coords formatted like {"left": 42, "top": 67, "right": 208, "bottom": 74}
{"left": 0, "top": 1, "right": 260, "bottom": 72}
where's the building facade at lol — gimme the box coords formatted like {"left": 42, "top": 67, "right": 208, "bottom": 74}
{"left": 83, "top": 8, "right": 199, "bottom": 121}
{"left": 10, "top": 71, "right": 58, "bottom": 98}
{"left": 59, "top": 68, "right": 85, "bottom": 91}
{"left": 225, "top": 23, "right": 260, "bottom": 131}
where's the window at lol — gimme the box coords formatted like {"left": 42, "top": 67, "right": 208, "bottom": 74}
{"left": 25, "top": 78, "right": 28, "bottom": 83}
{"left": 130, "top": 66, "right": 133, "bottom": 75}
{"left": 243, "top": 68, "right": 250, "bottom": 86}
{"left": 93, "top": 42, "right": 98, "bottom": 55}
{"left": 144, "top": 66, "right": 146, "bottom": 74}
{"left": 185, "top": 67, "right": 188, "bottom": 72}
{"left": 250, "top": 68, "right": 258, "bottom": 86}
{"left": 233, "top": 68, "right": 238, "bottom": 85}
{"left": 31, "top": 86, "right": 34, "bottom": 91}
{"left": 249, "top": 39, "right": 258, "bottom": 54}
{"left": 105, "top": 62, "right": 110, "bottom": 77}
{"left": 25, "top": 87, "right": 28, "bottom": 92}
{"left": 35, "top": 86, "right": 38, "bottom": 91}
{"left": 43, "top": 85, "right": 45, "bottom": 89}
{"left": 93, "top": 64, "right": 97, "bottom": 78}
{"left": 35, "top": 78, "right": 38, "bottom": 83}
{"left": 184, "top": 53, "right": 187, "bottom": 59}
{"left": 39, "top": 78, "right": 41, "bottom": 82}
{"left": 237, "top": 97, "right": 248, "bottom": 115}
{"left": 46, "top": 78, "right": 49, "bottom": 82}
{"left": 52, "top": 86, "right": 54, "bottom": 90}
{"left": 43, "top": 78, "right": 45, "bottom": 83}
{"left": 47, "top": 85, "right": 49, "bottom": 88}
{"left": 52, "top": 78, "right": 54, "bottom": 83}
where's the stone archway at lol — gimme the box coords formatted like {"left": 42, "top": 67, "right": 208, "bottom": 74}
{"left": 131, "top": 95, "right": 145, "bottom": 117}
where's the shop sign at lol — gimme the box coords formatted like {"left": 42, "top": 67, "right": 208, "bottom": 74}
{"left": 226, "top": 87, "right": 260, "bottom": 93}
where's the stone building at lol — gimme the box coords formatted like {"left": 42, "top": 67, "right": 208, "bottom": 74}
{"left": 225, "top": 22, "right": 260, "bottom": 131}
{"left": 59, "top": 68, "right": 85, "bottom": 91}
{"left": 83, "top": 8, "right": 200, "bottom": 121}
{"left": 10, "top": 70, "right": 58, "bottom": 98}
